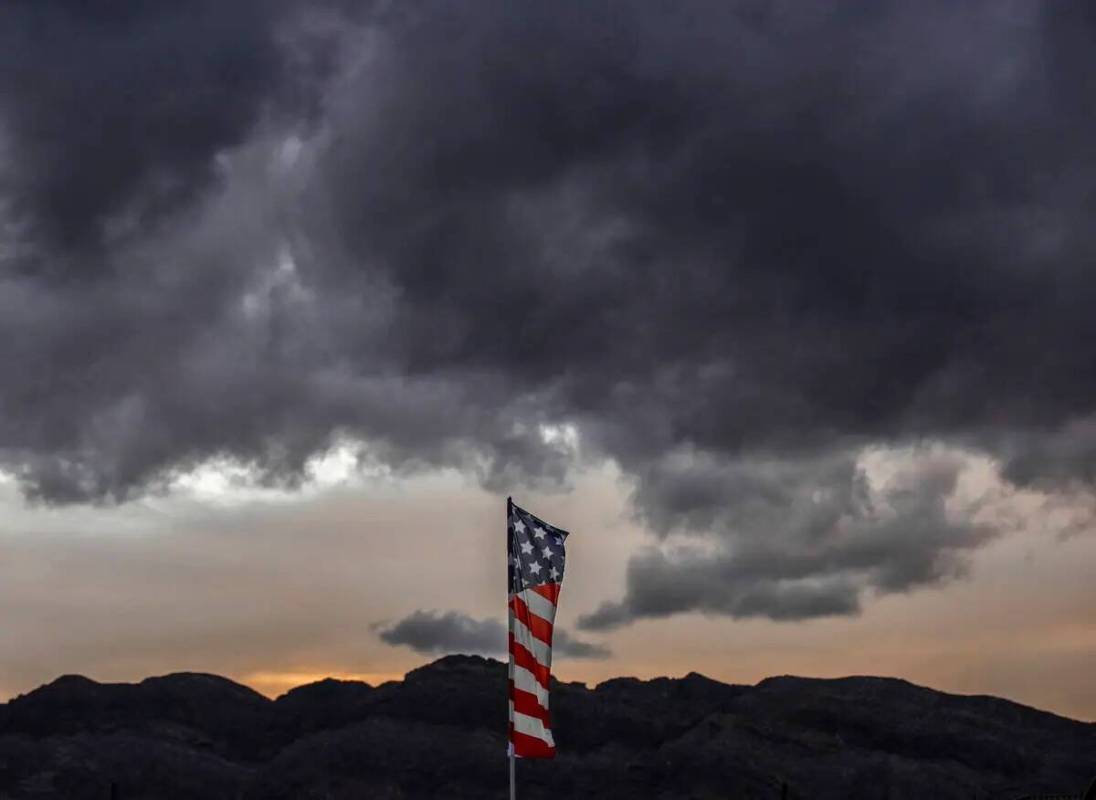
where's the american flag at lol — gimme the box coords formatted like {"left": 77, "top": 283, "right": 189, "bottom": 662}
{"left": 507, "top": 498, "right": 568, "bottom": 759}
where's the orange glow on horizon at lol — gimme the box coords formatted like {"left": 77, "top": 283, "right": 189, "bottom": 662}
{"left": 240, "top": 669, "right": 408, "bottom": 698}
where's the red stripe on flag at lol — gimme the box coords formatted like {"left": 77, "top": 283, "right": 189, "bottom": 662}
{"left": 531, "top": 582, "right": 561, "bottom": 604}
{"left": 509, "top": 634, "right": 552, "bottom": 687}
{"left": 509, "top": 724, "right": 557, "bottom": 759}
{"left": 510, "top": 595, "right": 554, "bottom": 644}
{"left": 509, "top": 681, "right": 551, "bottom": 725}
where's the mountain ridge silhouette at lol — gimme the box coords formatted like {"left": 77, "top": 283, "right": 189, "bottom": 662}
{"left": 0, "top": 654, "right": 1092, "bottom": 798}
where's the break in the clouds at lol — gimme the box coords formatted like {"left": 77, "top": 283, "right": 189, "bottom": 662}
{"left": 1, "top": 2, "right": 1096, "bottom": 623}
{"left": 377, "top": 610, "right": 611, "bottom": 660}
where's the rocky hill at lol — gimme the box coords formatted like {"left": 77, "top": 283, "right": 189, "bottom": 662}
{"left": 0, "top": 655, "right": 1092, "bottom": 799}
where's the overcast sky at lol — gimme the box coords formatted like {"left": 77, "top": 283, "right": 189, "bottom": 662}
{"left": 1, "top": 1, "right": 1095, "bottom": 720}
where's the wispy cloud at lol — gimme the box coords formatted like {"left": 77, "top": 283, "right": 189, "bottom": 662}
{"left": 378, "top": 610, "right": 611, "bottom": 660}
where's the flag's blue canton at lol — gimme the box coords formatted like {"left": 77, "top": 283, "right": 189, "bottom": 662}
{"left": 508, "top": 504, "right": 568, "bottom": 592}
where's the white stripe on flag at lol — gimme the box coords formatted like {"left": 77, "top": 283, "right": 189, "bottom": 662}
{"left": 512, "top": 662, "right": 551, "bottom": 706}
{"left": 521, "top": 588, "right": 558, "bottom": 624}
{"left": 510, "top": 703, "right": 556, "bottom": 746}
{"left": 510, "top": 614, "right": 553, "bottom": 666}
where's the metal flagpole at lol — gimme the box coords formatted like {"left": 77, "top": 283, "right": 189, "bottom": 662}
{"left": 507, "top": 496, "right": 516, "bottom": 800}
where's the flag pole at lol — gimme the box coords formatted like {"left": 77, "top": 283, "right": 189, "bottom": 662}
{"left": 507, "top": 496, "right": 516, "bottom": 800}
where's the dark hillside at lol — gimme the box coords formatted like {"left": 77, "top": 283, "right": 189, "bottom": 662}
{"left": 0, "top": 656, "right": 1091, "bottom": 799}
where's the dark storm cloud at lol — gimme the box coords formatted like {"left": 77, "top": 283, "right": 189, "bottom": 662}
{"left": 0, "top": 0, "right": 334, "bottom": 260}
{"left": 2, "top": 2, "right": 1095, "bottom": 620}
{"left": 377, "top": 610, "right": 611, "bottom": 660}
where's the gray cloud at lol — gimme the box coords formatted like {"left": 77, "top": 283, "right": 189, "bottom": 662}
{"left": 997, "top": 417, "right": 1096, "bottom": 491}
{"left": 1, "top": 2, "right": 1095, "bottom": 622}
{"left": 378, "top": 610, "right": 611, "bottom": 660}
{"left": 580, "top": 449, "right": 994, "bottom": 629}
